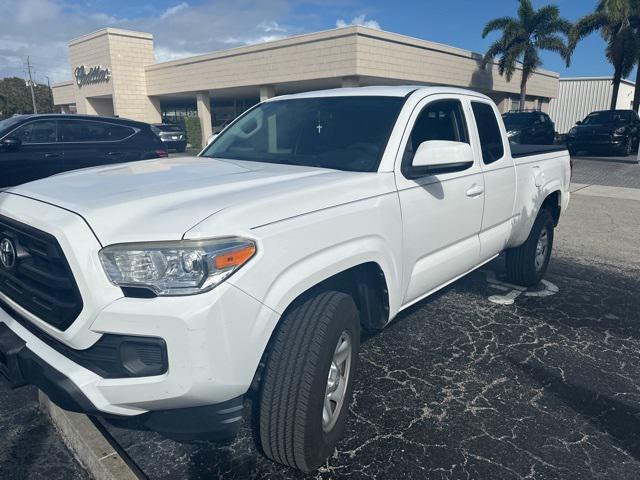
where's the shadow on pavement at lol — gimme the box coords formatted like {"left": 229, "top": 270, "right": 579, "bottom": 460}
{"left": 511, "top": 358, "right": 640, "bottom": 462}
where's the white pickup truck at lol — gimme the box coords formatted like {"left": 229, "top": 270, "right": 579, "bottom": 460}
{"left": 0, "top": 86, "right": 570, "bottom": 471}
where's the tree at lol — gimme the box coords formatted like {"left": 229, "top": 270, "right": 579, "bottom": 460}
{"left": 570, "top": 0, "right": 640, "bottom": 111}
{"left": 0, "top": 77, "right": 55, "bottom": 119}
{"left": 633, "top": 8, "right": 640, "bottom": 112}
{"left": 482, "top": 0, "right": 571, "bottom": 111}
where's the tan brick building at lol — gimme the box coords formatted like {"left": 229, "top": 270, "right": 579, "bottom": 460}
{"left": 52, "top": 26, "right": 560, "bottom": 147}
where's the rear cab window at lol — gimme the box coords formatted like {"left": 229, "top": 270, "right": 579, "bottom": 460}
{"left": 471, "top": 102, "right": 504, "bottom": 164}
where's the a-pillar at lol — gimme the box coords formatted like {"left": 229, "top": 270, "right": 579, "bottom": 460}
{"left": 196, "top": 91, "right": 213, "bottom": 148}
{"left": 260, "top": 85, "right": 276, "bottom": 102}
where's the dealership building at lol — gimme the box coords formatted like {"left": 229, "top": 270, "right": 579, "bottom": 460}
{"left": 52, "top": 26, "right": 560, "bottom": 147}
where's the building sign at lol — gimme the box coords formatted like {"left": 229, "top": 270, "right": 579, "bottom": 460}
{"left": 74, "top": 65, "right": 111, "bottom": 87}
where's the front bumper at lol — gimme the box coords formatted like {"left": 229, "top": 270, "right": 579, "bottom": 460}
{"left": 567, "top": 137, "right": 625, "bottom": 149}
{"left": 0, "top": 319, "right": 243, "bottom": 440}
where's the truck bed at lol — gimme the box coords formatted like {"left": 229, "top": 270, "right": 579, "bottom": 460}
{"left": 509, "top": 143, "right": 567, "bottom": 158}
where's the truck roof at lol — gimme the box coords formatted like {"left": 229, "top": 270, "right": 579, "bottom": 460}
{"left": 270, "top": 85, "right": 491, "bottom": 101}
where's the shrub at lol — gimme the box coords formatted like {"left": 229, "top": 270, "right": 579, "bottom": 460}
{"left": 184, "top": 116, "right": 202, "bottom": 149}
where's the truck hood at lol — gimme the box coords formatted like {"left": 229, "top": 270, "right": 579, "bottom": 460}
{"left": 9, "top": 156, "right": 390, "bottom": 245}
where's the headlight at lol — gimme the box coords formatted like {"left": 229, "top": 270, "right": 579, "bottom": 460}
{"left": 99, "top": 237, "right": 256, "bottom": 296}
{"left": 614, "top": 126, "right": 627, "bottom": 135}
{"left": 568, "top": 127, "right": 577, "bottom": 137}
{"left": 507, "top": 130, "right": 518, "bottom": 138}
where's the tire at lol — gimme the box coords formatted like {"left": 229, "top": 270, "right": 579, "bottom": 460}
{"left": 259, "top": 291, "right": 360, "bottom": 472}
{"left": 624, "top": 137, "right": 633, "bottom": 156}
{"left": 568, "top": 147, "right": 577, "bottom": 156}
{"left": 506, "top": 209, "right": 554, "bottom": 287}
{"left": 177, "top": 145, "right": 187, "bottom": 153}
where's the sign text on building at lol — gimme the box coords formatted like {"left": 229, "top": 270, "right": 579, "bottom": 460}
{"left": 74, "top": 65, "right": 111, "bottom": 88}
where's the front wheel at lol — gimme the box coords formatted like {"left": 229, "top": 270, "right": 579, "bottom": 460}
{"left": 506, "top": 209, "right": 554, "bottom": 287}
{"left": 259, "top": 291, "right": 360, "bottom": 472}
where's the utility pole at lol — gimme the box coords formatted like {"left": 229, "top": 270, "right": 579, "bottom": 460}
{"left": 25, "top": 56, "right": 38, "bottom": 114}
{"left": 45, "top": 76, "right": 53, "bottom": 112}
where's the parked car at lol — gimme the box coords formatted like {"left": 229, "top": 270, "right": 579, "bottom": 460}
{"left": 502, "top": 110, "right": 556, "bottom": 145}
{"left": 151, "top": 123, "right": 187, "bottom": 152}
{"left": 566, "top": 109, "right": 640, "bottom": 156}
{"left": 0, "top": 87, "right": 570, "bottom": 472}
{"left": 0, "top": 114, "right": 168, "bottom": 189}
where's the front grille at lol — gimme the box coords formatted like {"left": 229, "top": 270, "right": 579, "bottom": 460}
{"left": 0, "top": 215, "right": 83, "bottom": 331}
{"left": 576, "top": 132, "right": 611, "bottom": 142}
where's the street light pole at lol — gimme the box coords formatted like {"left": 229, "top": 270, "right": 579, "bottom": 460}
{"left": 25, "top": 56, "right": 38, "bottom": 114}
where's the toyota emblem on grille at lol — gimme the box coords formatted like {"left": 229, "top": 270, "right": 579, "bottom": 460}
{"left": 0, "top": 238, "right": 16, "bottom": 269}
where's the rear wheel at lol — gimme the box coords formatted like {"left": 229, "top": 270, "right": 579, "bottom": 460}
{"left": 506, "top": 209, "right": 554, "bottom": 287}
{"left": 259, "top": 291, "right": 360, "bottom": 472}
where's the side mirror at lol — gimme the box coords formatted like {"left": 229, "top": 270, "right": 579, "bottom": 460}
{"left": 1, "top": 137, "right": 21, "bottom": 149}
{"left": 409, "top": 140, "right": 474, "bottom": 177}
{"left": 576, "top": 121, "right": 582, "bottom": 125}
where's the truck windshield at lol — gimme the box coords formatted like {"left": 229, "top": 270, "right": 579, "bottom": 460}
{"left": 201, "top": 96, "right": 404, "bottom": 172}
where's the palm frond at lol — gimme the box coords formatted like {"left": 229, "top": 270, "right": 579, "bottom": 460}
{"left": 482, "top": 17, "right": 517, "bottom": 38}
{"left": 569, "top": 12, "right": 608, "bottom": 51}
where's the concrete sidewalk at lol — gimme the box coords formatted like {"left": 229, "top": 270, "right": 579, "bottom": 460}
{"left": 571, "top": 183, "right": 640, "bottom": 201}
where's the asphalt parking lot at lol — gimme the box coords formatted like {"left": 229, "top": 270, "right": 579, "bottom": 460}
{"left": 1, "top": 153, "right": 639, "bottom": 480}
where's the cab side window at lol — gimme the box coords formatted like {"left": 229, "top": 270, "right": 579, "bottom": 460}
{"left": 403, "top": 100, "right": 469, "bottom": 169}
{"left": 12, "top": 121, "right": 58, "bottom": 144}
{"left": 471, "top": 102, "right": 504, "bottom": 164}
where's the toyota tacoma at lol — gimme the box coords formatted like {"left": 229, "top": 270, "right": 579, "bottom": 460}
{"left": 0, "top": 86, "right": 570, "bottom": 472}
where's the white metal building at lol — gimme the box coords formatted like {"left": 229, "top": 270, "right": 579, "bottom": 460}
{"left": 549, "top": 77, "right": 638, "bottom": 134}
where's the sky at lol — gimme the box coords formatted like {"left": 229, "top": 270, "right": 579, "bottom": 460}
{"left": 0, "top": 0, "right": 637, "bottom": 85}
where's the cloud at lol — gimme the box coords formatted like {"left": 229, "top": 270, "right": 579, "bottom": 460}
{"left": 154, "top": 46, "right": 200, "bottom": 62}
{"left": 15, "top": 0, "right": 59, "bottom": 25}
{"left": 0, "top": 0, "right": 370, "bottom": 84}
{"left": 160, "top": 2, "right": 188, "bottom": 20}
{"left": 336, "top": 14, "right": 380, "bottom": 30}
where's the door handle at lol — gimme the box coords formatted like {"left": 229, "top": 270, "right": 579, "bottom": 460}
{"left": 466, "top": 184, "right": 484, "bottom": 198}
{"left": 44, "top": 153, "right": 61, "bottom": 159}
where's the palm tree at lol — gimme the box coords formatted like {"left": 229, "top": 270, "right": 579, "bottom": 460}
{"left": 482, "top": 0, "right": 571, "bottom": 111}
{"left": 633, "top": 9, "right": 640, "bottom": 112}
{"left": 570, "top": 0, "right": 640, "bottom": 110}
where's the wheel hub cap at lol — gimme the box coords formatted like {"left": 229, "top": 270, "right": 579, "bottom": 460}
{"left": 322, "top": 332, "right": 352, "bottom": 432}
{"left": 535, "top": 229, "right": 548, "bottom": 272}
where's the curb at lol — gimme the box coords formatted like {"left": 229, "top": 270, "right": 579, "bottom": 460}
{"left": 38, "top": 391, "right": 140, "bottom": 480}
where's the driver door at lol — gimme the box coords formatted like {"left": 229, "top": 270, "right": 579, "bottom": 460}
{"left": 395, "top": 96, "right": 484, "bottom": 306}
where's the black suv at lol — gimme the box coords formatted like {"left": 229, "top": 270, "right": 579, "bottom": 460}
{"left": 0, "top": 114, "right": 168, "bottom": 189}
{"left": 566, "top": 109, "right": 640, "bottom": 156}
{"left": 151, "top": 124, "right": 187, "bottom": 152}
{"left": 502, "top": 111, "right": 556, "bottom": 145}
